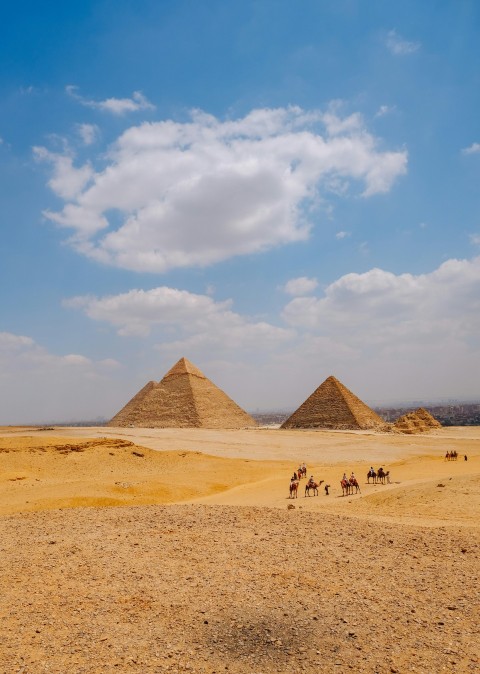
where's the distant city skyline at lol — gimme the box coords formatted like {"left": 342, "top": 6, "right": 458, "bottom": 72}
{"left": 1, "top": 1, "right": 479, "bottom": 423}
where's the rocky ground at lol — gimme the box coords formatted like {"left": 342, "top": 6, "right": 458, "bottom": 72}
{"left": 1, "top": 504, "right": 478, "bottom": 673}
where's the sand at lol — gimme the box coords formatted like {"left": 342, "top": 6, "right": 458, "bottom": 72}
{"left": 0, "top": 425, "right": 479, "bottom": 672}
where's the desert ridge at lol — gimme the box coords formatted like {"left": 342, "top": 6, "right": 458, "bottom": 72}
{"left": 1, "top": 425, "right": 479, "bottom": 526}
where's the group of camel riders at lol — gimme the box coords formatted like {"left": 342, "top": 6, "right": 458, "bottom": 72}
{"left": 290, "top": 465, "right": 391, "bottom": 493}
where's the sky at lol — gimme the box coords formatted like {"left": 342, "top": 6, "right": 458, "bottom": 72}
{"left": 1, "top": 0, "right": 479, "bottom": 423}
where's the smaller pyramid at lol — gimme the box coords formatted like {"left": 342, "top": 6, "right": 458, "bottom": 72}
{"left": 281, "top": 375, "right": 387, "bottom": 431}
{"left": 108, "top": 357, "right": 257, "bottom": 429}
{"left": 394, "top": 407, "right": 442, "bottom": 434}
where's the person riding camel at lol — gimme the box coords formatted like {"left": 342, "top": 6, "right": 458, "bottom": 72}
{"left": 293, "top": 471, "right": 298, "bottom": 481}
{"left": 342, "top": 472, "right": 348, "bottom": 482}
{"left": 308, "top": 475, "right": 315, "bottom": 486}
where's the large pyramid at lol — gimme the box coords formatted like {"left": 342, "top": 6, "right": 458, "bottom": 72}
{"left": 108, "top": 357, "right": 257, "bottom": 429}
{"left": 281, "top": 375, "right": 388, "bottom": 431}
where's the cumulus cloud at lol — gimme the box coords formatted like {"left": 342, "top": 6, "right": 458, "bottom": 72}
{"left": 336, "top": 230, "right": 350, "bottom": 239}
{"left": 33, "top": 146, "right": 94, "bottom": 200}
{"left": 66, "top": 85, "right": 155, "bottom": 115}
{"left": 39, "top": 106, "right": 407, "bottom": 273}
{"left": 64, "top": 287, "right": 295, "bottom": 354}
{"left": 283, "top": 276, "right": 318, "bottom": 296}
{"left": 385, "top": 29, "right": 420, "bottom": 55}
{"left": 76, "top": 123, "right": 99, "bottom": 145}
{"left": 0, "top": 332, "right": 121, "bottom": 424}
{"left": 462, "top": 142, "right": 480, "bottom": 155}
{"left": 282, "top": 257, "right": 480, "bottom": 344}
{"left": 276, "top": 256, "right": 480, "bottom": 404}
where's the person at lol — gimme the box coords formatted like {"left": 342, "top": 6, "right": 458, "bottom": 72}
{"left": 293, "top": 471, "right": 298, "bottom": 480}
{"left": 350, "top": 472, "right": 356, "bottom": 481}
{"left": 342, "top": 472, "right": 348, "bottom": 483}
{"left": 324, "top": 484, "right": 330, "bottom": 496}
{"left": 464, "top": 454, "right": 468, "bottom": 461}
{"left": 308, "top": 475, "right": 315, "bottom": 486}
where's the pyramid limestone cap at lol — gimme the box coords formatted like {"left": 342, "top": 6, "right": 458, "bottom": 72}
{"left": 162, "top": 357, "right": 206, "bottom": 381}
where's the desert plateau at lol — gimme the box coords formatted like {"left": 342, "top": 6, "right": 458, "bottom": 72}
{"left": 0, "top": 424, "right": 479, "bottom": 673}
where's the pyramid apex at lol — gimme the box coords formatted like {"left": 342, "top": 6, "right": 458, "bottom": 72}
{"left": 163, "top": 357, "right": 206, "bottom": 380}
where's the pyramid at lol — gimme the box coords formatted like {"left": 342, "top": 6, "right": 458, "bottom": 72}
{"left": 281, "top": 375, "right": 387, "bottom": 431}
{"left": 394, "top": 407, "right": 442, "bottom": 434}
{"left": 108, "top": 357, "right": 257, "bottom": 429}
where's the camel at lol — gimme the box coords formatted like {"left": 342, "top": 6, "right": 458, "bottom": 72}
{"left": 305, "top": 479, "right": 324, "bottom": 497}
{"left": 350, "top": 477, "right": 361, "bottom": 493}
{"left": 377, "top": 467, "right": 386, "bottom": 484}
{"left": 297, "top": 466, "right": 307, "bottom": 479}
{"left": 289, "top": 480, "right": 299, "bottom": 499}
{"left": 367, "top": 469, "right": 377, "bottom": 484}
{"left": 341, "top": 478, "right": 352, "bottom": 496}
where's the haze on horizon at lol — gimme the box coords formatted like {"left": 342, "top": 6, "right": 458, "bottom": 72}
{"left": 1, "top": 1, "right": 479, "bottom": 425}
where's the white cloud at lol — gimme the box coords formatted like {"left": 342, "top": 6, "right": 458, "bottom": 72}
{"left": 76, "top": 123, "right": 99, "bottom": 145}
{"left": 33, "top": 146, "right": 94, "bottom": 200}
{"left": 385, "top": 29, "right": 420, "bottom": 55}
{"left": 282, "top": 257, "right": 480, "bottom": 343}
{"left": 277, "top": 256, "right": 480, "bottom": 404}
{"left": 40, "top": 106, "right": 407, "bottom": 273}
{"left": 66, "top": 85, "right": 155, "bottom": 115}
{"left": 336, "top": 230, "right": 350, "bottom": 239}
{"left": 470, "top": 233, "right": 480, "bottom": 246}
{"left": 64, "top": 287, "right": 294, "bottom": 353}
{"left": 462, "top": 142, "right": 480, "bottom": 155}
{"left": 284, "top": 276, "right": 318, "bottom": 296}
{"left": 0, "top": 332, "right": 121, "bottom": 424}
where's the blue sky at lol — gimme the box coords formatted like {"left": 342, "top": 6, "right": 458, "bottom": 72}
{"left": 1, "top": 0, "right": 479, "bottom": 423}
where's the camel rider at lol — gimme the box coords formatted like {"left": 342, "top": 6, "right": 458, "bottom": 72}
{"left": 293, "top": 471, "right": 298, "bottom": 481}
{"left": 308, "top": 475, "right": 315, "bottom": 486}
{"left": 342, "top": 472, "right": 348, "bottom": 482}
{"left": 350, "top": 472, "right": 356, "bottom": 482}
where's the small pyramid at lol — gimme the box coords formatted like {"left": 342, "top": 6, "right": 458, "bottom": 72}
{"left": 108, "top": 357, "right": 257, "bottom": 429}
{"left": 281, "top": 375, "right": 387, "bottom": 431}
{"left": 394, "top": 407, "right": 442, "bottom": 434}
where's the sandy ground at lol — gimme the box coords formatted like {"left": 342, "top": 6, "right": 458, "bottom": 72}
{"left": 1, "top": 425, "right": 479, "bottom": 672}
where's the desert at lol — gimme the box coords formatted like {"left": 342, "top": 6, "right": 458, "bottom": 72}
{"left": 1, "top": 424, "right": 479, "bottom": 673}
